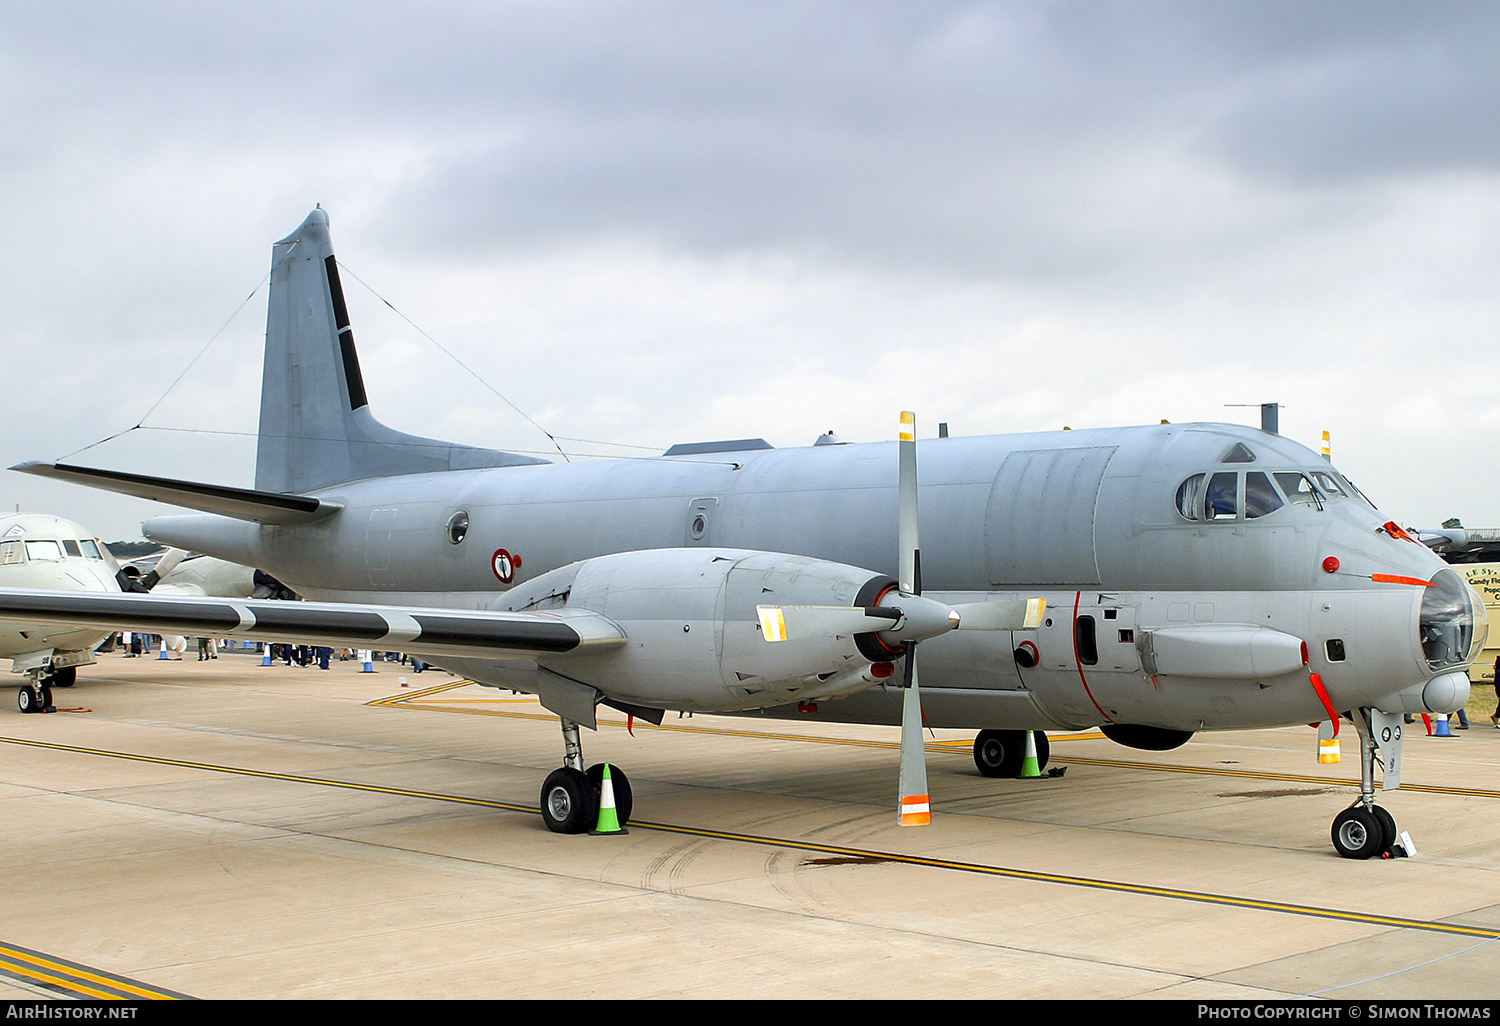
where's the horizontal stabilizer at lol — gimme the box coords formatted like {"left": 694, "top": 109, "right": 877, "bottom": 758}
{"left": 10, "top": 462, "right": 339, "bottom": 526}
{"left": 0, "top": 588, "right": 626, "bottom": 660}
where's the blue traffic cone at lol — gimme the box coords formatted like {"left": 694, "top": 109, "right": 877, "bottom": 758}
{"left": 158, "top": 640, "right": 169, "bottom": 660}
{"left": 1434, "top": 713, "right": 1455, "bottom": 738}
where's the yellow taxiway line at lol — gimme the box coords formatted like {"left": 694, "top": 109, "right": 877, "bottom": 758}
{"left": 2, "top": 732, "right": 1496, "bottom": 943}
{"left": 0, "top": 939, "right": 192, "bottom": 1000}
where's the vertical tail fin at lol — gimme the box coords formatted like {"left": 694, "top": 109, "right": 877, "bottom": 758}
{"left": 255, "top": 208, "right": 547, "bottom": 493}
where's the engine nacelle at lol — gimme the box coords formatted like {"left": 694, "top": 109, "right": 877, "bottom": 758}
{"left": 501, "top": 548, "right": 895, "bottom": 712}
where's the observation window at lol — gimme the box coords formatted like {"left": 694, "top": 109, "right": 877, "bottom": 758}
{"left": 446, "top": 510, "right": 470, "bottom": 545}
{"left": 1175, "top": 474, "right": 1204, "bottom": 521}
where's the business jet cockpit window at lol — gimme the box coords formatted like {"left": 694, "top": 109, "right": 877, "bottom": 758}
{"left": 23, "top": 540, "right": 64, "bottom": 561}
{"left": 78, "top": 539, "right": 102, "bottom": 559}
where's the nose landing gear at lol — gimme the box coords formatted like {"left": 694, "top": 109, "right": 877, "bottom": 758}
{"left": 1331, "top": 708, "right": 1407, "bottom": 859}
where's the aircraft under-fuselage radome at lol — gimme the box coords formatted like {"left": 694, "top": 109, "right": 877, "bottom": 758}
{"left": 6, "top": 209, "right": 1485, "bottom": 857}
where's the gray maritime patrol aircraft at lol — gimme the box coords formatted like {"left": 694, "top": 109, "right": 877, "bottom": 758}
{"left": 5, "top": 209, "right": 1486, "bottom": 857}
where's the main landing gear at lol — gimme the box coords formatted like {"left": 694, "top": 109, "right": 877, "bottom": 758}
{"left": 540, "top": 718, "right": 633, "bottom": 834}
{"left": 1331, "top": 707, "right": 1406, "bottom": 860}
{"left": 972, "top": 729, "right": 1049, "bottom": 778}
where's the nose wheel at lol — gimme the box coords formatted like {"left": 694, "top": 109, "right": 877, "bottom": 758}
{"left": 1331, "top": 709, "right": 1406, "bottom": 859}
{"left": 16, "top": 684, "right": 52, "bottom": 714}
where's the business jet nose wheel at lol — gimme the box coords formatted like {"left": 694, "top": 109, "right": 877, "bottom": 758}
{"left": 16, "top": 683, "right": 51, "bottom": 714}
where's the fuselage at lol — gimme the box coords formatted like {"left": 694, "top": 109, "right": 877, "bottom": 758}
{"left": 0, "top": 514, "right": 121, "bottom": 671}
{"left": 144, "top": 421, "right": 1483, "bottom": 731}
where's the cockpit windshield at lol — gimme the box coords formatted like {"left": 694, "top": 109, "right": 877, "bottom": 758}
{"left": 23, "top": 540, "right": 63, "bottom": 561}
{"left": 1176, "top": 468, "right": 1351, "bottom": 522}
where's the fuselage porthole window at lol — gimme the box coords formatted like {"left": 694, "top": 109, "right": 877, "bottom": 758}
{"left": 446, "top": 510, "right": 470, "bottom": 545}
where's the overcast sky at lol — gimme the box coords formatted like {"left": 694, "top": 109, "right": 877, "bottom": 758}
{"left": 3, "top": 1, "right": 1499, "bottom": 541}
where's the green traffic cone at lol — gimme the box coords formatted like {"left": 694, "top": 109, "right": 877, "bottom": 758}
{"left": 591, "top": 763, "right": 627, "bottom": 835}
{"left": 1020, "top": 730, "right": 1043, "bottom": 779}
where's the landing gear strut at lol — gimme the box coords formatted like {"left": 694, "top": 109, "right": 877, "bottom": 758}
{"left": 539, "top": 718, "right": 633, "bottom": 834}
{"left": 1331, "top": 708, "right": 1404, "bottom": 860}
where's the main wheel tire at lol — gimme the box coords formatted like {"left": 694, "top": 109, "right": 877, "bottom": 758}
{"left": 540, "top": 767, "right": 599, "bottom": 835}
{"left": 1332, "top": 805, "right": 1385, "bottom": 859}
{"left": 17, "top": 687, "right": 37, "bottom": 714}
{"left": 37, "top": 687, "right": 52, "bottom": 711}
{"left": 1371, "top": 805, "right": 1398, "bottom": 854}
{"left": 974, "top": 729, "right": 1024, "bottom": 778}
{"left": 586, "top": 763, "right": 633, "bottom": 827}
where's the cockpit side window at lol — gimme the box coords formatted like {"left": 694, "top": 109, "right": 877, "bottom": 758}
{"left": 62, "top": 540, "right": 82, "bottom": 557}
{"left": 79, "top": 539, "right": 101, "bottom": 559}
{"left": 0, "top": 541, "right": 23, "bottom": 565}
{"left": 24, "top": 540, "right": 63, "bottom": 561}
{"left": 1175, "top": 474, "right": 1205, "bottom": 521}
{"left": 1244, "top": 472, "right": 1284, "bottom": 519}
{"left": 1206, "top": 472, "right": 1238, "bottom": 519}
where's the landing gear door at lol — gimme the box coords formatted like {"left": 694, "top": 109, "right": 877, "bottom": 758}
{"left": 1370, "top": 710, "right": 1404, "bottom": 790}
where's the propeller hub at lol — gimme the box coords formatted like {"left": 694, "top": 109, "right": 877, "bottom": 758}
{"left": 875, "top": 591, "right": 961, "bottom": 646}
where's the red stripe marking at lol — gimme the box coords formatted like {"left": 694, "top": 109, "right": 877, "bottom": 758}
{"left": 1371, "top": 574, "right": 1435, "bottom": 587}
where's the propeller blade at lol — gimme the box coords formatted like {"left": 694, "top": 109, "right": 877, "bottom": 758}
{"left": 898, "top": 411, "right": 920, "bottom": 596}
{"left": 757, "top": 604, "right": 899, "bottom": 642}
{"left": 897, "top": 642, "right": 930, "bottom": 826}
{"left": 950, "top": 597, "right": 1047, "bottom": 631}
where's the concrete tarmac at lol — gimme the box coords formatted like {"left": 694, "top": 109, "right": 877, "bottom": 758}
{"left": 1, "top": 649, "right": 1497, "bottom": 1000}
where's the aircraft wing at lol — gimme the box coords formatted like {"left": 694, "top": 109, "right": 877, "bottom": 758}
{"left": 0, "top": 589, "right": 624, "bottom": 660}
{"left": 9, "top": 462, "right": 337, "bottom": 526}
